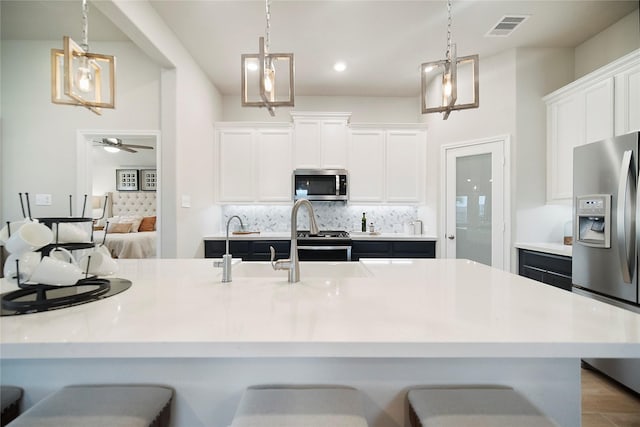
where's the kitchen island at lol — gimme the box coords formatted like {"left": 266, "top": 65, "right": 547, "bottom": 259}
{"left": 1, "top": 258, "right": 639, "bottom": 426}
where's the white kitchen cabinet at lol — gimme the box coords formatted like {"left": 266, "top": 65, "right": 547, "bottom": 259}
{"left": 217, "top": 128, "right": 255, "bottom": 202}
{"left": 385, "top": 130, "right": 426, "bottom": 203}
{"left": 291, "top": 112, "right": 351, "bottom": 169}
{"left": 256, "top": 128, "right": 293, "bottom": 202}
{"left": 348, "top": 129, "right": 385, "bottom": 202}
{"left": 348, "top": 125, "right": 426, "bottom": 204}
{"left": 584, "top": 78, "right": 613, "bottom": 144}
{"left": 216, "top": 123, "right": 292, "bottom": 203}
{"left": 615, "top": 63, "right": 640, "bottom": 136}
{"left": 546, "top": 93, "right": 584, "bottom": 201}
{"left": 544, "top": 49, "right": 639, "bottom": 202}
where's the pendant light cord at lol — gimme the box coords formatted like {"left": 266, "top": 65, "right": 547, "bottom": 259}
{"left": 446, "top": 0, "right": 452, "bottom": 61}
{"left": 265, "top": 0, "right": 271, "bottom": 54}
{"left": 81, "top": 0, "right": 89, "bottom": 51}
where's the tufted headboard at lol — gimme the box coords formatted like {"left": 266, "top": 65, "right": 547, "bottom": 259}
{"left": 106, "top": 192, "right": 156, "bottom": 218}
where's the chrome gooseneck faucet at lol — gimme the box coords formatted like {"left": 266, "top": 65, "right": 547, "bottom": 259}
{"left": 270, "top": 199, "right": 319, "bottom": 283}
{"left": 215, "top": 215, "right": 244, "bottom": 283}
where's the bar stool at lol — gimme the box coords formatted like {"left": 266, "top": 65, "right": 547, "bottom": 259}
{"left": 407, "top": 386, "right": 559, "bottom": 427}
{"left": 7, "top": 384, "right": 174, "bottom": 427}
{"left": 1, "top": 385, "right": 23, "bottom": 426}
{"left": 231, "top": 385, "right": 368, "bottom": 427}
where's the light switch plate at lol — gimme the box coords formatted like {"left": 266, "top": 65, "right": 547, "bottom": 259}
{"left": 35, "top": 193, "right": 52, "bottom": 205}
{"left": 181, "top": 195, "right": 191, "bottom": 208}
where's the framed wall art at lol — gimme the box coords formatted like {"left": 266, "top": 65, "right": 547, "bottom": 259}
{"left": 140, "top": 169, "right": 157, "bottom": 191}
{"left": 116, "top": 169, "right": 139, "bottom": 191}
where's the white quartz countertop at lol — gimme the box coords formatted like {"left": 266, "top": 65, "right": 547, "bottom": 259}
{"left": 204, "top": 232, "right": 438, "bottom": 241}
{"left": 1, "top": 259, "right": 638, "bottom": 360}
{"left": 514, "top": 242, "right": 573, "bottom": 257}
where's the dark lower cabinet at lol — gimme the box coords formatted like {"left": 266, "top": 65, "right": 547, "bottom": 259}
{"left": 518, "top": 249, "right": 572, "bottom": 291}
{"left": 351, "top": 240, "right": 436, "bottom": 261}
{"left": 204, "top": 240, "right": 290, "bottom": 261}
{"left": 205, "top": 239, "right": 437, "bottom": 261}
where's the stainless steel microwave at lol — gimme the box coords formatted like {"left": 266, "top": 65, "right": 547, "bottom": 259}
{"left": 293, "top": 169, "right": 348, "bottom": 201}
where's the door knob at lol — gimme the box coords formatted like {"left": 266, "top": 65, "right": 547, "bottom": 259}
{"left": 447, "top": 234, "right": 455, "bottom": 240}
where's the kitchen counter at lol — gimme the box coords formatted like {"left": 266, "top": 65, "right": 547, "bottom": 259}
{"left": 1, "top": 259, "right": 638, "bottom": 426}
{"left": 514, "top": 242, "right": 573, "bottom": 257}
{"left": 204, "top": 232, "right": 438, "bottom": 241}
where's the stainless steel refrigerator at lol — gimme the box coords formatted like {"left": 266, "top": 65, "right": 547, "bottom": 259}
{"left": 572, "top": 131, "right": 639, "bottom": 393}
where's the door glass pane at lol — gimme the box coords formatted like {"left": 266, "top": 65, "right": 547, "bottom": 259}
{"left": 456, "top": 153, "right": 492, "bottom": 265}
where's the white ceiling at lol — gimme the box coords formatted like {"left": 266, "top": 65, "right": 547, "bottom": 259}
{"left": 2, "top": 0, "right": 638, "bottom": 97}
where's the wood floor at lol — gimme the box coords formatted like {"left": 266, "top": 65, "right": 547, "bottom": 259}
{"left": 582, "top": 367, "right": 640, "bottom": 427}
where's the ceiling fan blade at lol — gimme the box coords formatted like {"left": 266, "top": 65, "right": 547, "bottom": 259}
{"left": 123, "top": 144, "right": 154, "bottom": 149}
{"left": 119, "top": 146, "right": 138, "bottom": 153}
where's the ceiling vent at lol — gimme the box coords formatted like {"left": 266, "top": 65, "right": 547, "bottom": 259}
{"left": 486, "top": 15, "right": 530, "bottom": 37}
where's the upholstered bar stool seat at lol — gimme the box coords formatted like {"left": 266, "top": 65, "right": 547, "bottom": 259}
{"left": 8, "top": 385, "right": 173, "bottom": 427}
{"left": 231, "top": 385, "right": 368, "bottom": 427}
{"left": 407, "top": 386, "right": 558, "bottom": 427}
{"left": 1, "top": 385, "right": 23, "bottom": 426}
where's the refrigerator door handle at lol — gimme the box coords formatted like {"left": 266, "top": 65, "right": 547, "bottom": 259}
{"left": 616, "top": 149, "right": 636, "bottom": 284}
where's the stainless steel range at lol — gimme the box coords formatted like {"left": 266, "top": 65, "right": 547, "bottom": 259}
{"left": 296, "top": 230, "right": 352, "bottom": 261}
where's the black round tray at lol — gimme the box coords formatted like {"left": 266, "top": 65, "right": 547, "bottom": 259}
{"left": 1, "top": 278, "right": 132, "bottom": 316}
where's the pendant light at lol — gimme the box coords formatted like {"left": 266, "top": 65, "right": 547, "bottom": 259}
{"left": 421, "top": 0, "right": 479, "bottom": 120}
{"left": 51, "top": 0, "right": 116, "bottom": 115}
{"left": 241, "top": 0, "right": 294, "bottom": 116}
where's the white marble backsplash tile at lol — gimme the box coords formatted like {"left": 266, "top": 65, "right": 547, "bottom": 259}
{"left": 221, "top": 203, "right": 420, "bottom": 233}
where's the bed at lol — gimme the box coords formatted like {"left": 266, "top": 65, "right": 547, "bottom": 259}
{"left": 93, "top": 192, "right": 157, "bottom": 259}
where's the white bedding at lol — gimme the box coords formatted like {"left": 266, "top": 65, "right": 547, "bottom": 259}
{"left": 94, "top": 230, "right": 157, "bottom": 259}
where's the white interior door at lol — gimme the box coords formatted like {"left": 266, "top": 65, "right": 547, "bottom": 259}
{"left": 442, "top": 137, "right": 509, "bottom": 269}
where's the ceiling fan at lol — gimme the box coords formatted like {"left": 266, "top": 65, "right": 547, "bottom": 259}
{"left": 93, "top": 137, "right": 154, "bottom": 153}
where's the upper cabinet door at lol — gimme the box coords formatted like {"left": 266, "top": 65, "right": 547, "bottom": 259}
{"left": 291, "top": 112, "right": 351, "bottom": 169}
{"left": 256, "top": 128, "right": 293, "bottom": 202}
{"left": 293, "top": 120, "right": 321, "bottom": 168}
{"left": 615, "top": 63, "right": 640, "bottom": 136}
{"left": 217, "top": 128, "right": 255, "bottom": 202}
{"left": 348, "top": 129, "right": 385, "bottom": 202}
{"left": 584, "top": 78, "right": 614, "bottom": 144}
{"left": 385, "top": 130, "right": 426, "bottom": 203}
{"left": 320, "top": 120, "right": 348, "bottom": 169}
{"left": 547, "top": 94, "right": 584, "bottom": 201}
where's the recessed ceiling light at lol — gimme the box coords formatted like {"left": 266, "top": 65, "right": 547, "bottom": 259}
{"left": 333, "top": 62, "right": 347, "bottom": 72}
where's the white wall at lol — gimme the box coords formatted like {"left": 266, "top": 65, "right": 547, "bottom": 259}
{"left": 94, "top": 0, "right": 224, "bottom": 258}
{"left": 1, "top": 40, "right": 160, "bottom": 220}
{"left": 222, "top": 95, "right": 419, "bottom": 123}
{"left": 575, "top": 8, "right": 640, "bottom": 79}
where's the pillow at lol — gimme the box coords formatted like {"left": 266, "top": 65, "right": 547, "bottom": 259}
{"left": 118, "top": 215, "right": 143, "bottom": 232}
{"left": 107, "top": 223, "right": 132, "bottom": 234}
{"left": 139, "top": 216, "right": 156, "bottom": 232}
{"left": 107, "top": 215, "right": 143, "bottom": 232}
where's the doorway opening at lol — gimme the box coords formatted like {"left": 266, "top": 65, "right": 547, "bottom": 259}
{"left": 76, "top": 129, "right": 162, "bottom": 258}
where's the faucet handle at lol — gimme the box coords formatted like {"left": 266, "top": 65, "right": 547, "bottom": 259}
{"left": 270, "top": 246, "right": 291, "bottom": 271}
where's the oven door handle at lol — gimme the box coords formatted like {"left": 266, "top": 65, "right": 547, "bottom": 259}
{"left": 297, "top": 245, "right": 352, "bottom": 261}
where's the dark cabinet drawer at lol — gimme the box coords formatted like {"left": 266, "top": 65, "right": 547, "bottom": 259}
{"left": 352, "top": 241, "right": 392, "bottom": 260}
{"left": 392, "top": 241, "right": 436, "bottom": 258}
{"left": 518, "top": 249, "right": 572, "bottom": 292}
{"left": 205, "top": 240, "right": 288, "bottom": 261}
{"left": 352, "top": 240, "right": 436, "bottom": 261}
